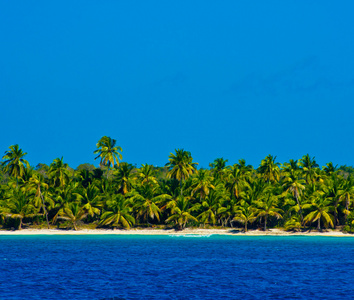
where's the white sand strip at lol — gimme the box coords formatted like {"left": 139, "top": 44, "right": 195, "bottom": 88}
{"left": 0, "top": 228, "right": 352, "bottom": 237}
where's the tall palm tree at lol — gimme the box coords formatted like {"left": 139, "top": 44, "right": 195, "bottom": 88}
{"left": 194, "top": 188, "right": 224, "bottom": 227}
{"left": 341, "top": 176, "right": 354, "bottom": 222}
{"left": 258, "top": 154, "right": 280, "bottom": 183}
{"left": 27, "top": 173, "right": 51, "bottom": 229}
{"left": 166, "top": 149, "right": 198, "bottom": 195}
{"left": 209, "top": 157, "right": 228, "bottom": 180}
{"left": 255, "top": 194, "right": 283, "bottom": 231}
{"left": 48, "top": 157, "right": 71, "bottom": 188}
{"left": 94, "top": 136, "right": 122, "bottom": 178}
{"left": 113, "top": 162, "right": 135, "bottom": 195}
{"left": 136, "top": 164, "right": 158, "bottom": 186}
{"left": 322, "top": 174, "right": 344, "bottom": 229}
{"left": 191, "top": 169, "right": 214, "bottom": 201}
{"left": 299, "top": 154, "right": 319, "bottom": 184}
{"left": 282, "top": 169, "right": 306, "bottom": 224}
{"left": 225, "top": 165, "right": 248, "bottom": 200}
{"left": 2, "top": 145, "right": 29, "bottom": 185}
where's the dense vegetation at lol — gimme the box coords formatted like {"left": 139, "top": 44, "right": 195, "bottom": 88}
{"left": 1, "top": 136, "right": 354, "bottom": 232}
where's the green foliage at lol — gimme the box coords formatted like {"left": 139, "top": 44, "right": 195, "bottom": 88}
{"left": 1, "top": 144, "right": 354, "bottom": 232}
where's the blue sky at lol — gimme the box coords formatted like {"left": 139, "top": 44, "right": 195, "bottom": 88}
{"left": 1, "top": 1, "right": 354, "bottom": 169}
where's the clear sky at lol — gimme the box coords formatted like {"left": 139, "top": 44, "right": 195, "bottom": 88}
{"left": 1, "top": 1, "right": 354, "bottom": 169}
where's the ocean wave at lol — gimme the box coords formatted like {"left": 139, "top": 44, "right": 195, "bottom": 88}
{"left": 169, "top": 234, "right": 212, "bottom": 238}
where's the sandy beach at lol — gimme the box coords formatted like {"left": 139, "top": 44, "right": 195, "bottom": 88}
{"left": 0, "top": 228, "right": 352, "bottom": 237}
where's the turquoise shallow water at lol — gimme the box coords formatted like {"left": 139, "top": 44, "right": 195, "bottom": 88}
{"left": 0, "top": 235, "right": 354, "bottom": 299}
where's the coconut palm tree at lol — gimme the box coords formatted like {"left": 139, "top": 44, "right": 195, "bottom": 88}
{"left": 74, "top": 183, "right": 103, "bottom": 218}
{"left": 27, "top": 173, "right": 52, "bottom": 229}
{"left": 94, "top": 136, "right": 122, "bottom": 178}
{"left": 209, "top": 157, "right": 228, "bottom": 180}
{"left": 282, "top": 169, "right": 306, "bottom": 224}
{"left": 2, "top": 144, "right": 29, "bottom": 185}
{"left": 129, "top": 184, "right": 170, "bottom": 225}
{"left": 258, "top": 154, "right": 280, "bottom": 183}
{"left": 225, "top": 165, "right": 248, "bottom": 200}
{"left": 166, "top": 149, "right": 198, "bottom": 195}
{"left": 233, "top": 203, "right": 256, "bottom": 232}
{"left": 299, "top": 154, "right": 319, "bottom": 184}
{"left": 322, "top": 174, "right": 344, "bottom": 229}
{"left": 48, "top": 157, "right": 71, "bottom": 188}
{"left": 100, "top": 194, "right": 135, "bottom": 229}
{"left": 57, "top": 202, "right": 88, "bottom": 231}
{"left": 136, "top": 164, "right": 158, "bottom": 186}
{"left": 341, "top": 176, "right": 354, "bottom": 222}
{"left": 165, "top": 195, "right": 198, "bottom": 230}
{"left": 113, "top": 162, "right": 135, "bottom": 195}
{"left": 303, "top": 193, "right": 334, "bottom": 230}
{"left": 191, "top": 169, "right": 214, "bottom": 201}
{"left": 2, "top": 188, "right": 38, "bottom": 230}
{"left": 255, "top": 194, "right": 283, "bottom": 231}
{"left": 194, "top": 188, "right": 224, "bottom": 227}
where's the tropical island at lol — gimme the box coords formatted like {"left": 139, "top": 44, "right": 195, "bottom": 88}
{"left": 1, "top": 136, "right": 354, "bottom": 235}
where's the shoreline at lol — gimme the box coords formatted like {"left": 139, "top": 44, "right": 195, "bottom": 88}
{"left": 0, "top": 228, "right": 353, "bottom": 237}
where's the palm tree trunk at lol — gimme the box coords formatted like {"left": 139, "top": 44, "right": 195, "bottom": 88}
{"left": 245, "top": 221, "right": 248, "bottom": 232}
{"left": 317, "top": 218, "right": 321, "bottom": 230}
{"left": 295, "top": 194, "right": 304, "bottom": 224}
{"left": 333, "top": 199, "right": 339, "bottom": 229}
{"left": 264, "top": 215, "right": 267, "bottom": 231}
{"left": 39, "top": 189, "right": 50, "bottom": 229}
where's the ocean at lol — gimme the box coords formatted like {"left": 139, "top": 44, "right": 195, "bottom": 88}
{"left": 0, "top": 235, "right": 353, "bottom": 299}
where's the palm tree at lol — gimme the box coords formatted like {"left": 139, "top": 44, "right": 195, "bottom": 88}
{"left": 51, "top": 182, "right": 78, "bottom": 224}
{"left": 299, "top": 154, "right": 319, "bottom": 184}
{"left": 136, "top": 164, "right": 158, "bottom": 186}
{"left": 282, "top": 169, "right": 306, "bottom": 223}
{"left": 165, "top": 196, "right": 198, "bottom": 230}
{"left": 48, "top": 157, "right": 71, "bottom": 188}
{"left": 340, "top": 176, "right": 354, "bottom": 222}
{"left": 113, "top": 162, "right": 135, "bottom": 195}
{"left": 130, "top": 184, "right": 170, "bottom": 225}
{"left": 303, "top": 193, "right": 334, "bottom": 230}
{"left": 322, "top": 162, "right": 338, "bottom": 175}
{"left": 233, "top": 203, "right": 256, "bottom": 232}
{"left": 258, "top": 154, "right": 280, "bottom": 183}
{"left": 255, "top": 194, "right": 283, "bottom": 231}
{"left": 57, "top": 202, "right": 88, "bottom": 231}
{"left": 2, "top": 145, "right": 29, "bottom": 185}
{"left": 166, "top": 149, "right": 198, "bottom": 195}
{"left": 191, "top": 169, "right": 214, "bottom": 201}
{"left": 2, "top": 188, "right": 38, "bottom": 230}
{"left": 225, "top": 165, "right": 248, "bottom": 199}
{"left": 194, "top": 189, "right": 224, "bottom": 227}
{"left": 74, "top": 183, "right": 102, "bottom": 218}
{"left": 322, "top": 174, "right": 344, "bottom": 229}
{"left": 209, "top": 157, "right": 228, "bottom": 180}
{"left": 27, "top": 173, "right": 52, "bottom": 229}
{"left": 100, "top": 194, "right": 135, "bottom": 229}
{"left": 94, "top": 136, "right": 122, "bottom": 178}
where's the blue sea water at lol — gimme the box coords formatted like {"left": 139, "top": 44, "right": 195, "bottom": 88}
{"left": 0, "top": 235, "right": 354, "bottom": 299}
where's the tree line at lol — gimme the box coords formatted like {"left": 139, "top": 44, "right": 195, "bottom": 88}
{"left": 1, "top": 136, "right": 354, "bottom": 232}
